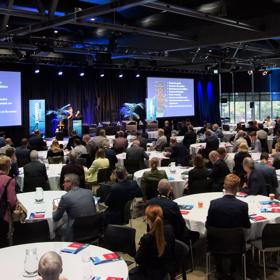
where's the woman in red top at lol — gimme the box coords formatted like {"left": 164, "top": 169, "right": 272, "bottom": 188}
{"left": 0, "top": 155, "right": 17, "bottom": 248}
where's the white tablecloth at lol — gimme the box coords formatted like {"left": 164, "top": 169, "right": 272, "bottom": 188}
{"left": 223, "top": 131, "right": 236, "bottom": 142}
{"left": 17, "top": 164, "right": 65, "bottom": 191}
{"left": 193, "top": 127, "right": 203, "bottom": 134}
{"left": 17, "top": 191, "right": 66, "bottom": 239}
{"left": 117, "top": 151, "right": 168, "bottom": 167}
{"left": 134, "top": 166, "right": 193, "bottom": 198}
{"left": 147, "top": 131, "right": 158, "bottom": 139}
{"left": 0, "top": 242, "right": 128, "bottom": 280}
{"left": 189, "top": 142, "right": 233, "bottom": 155}
{"left": 174, "top": 192, "right": 280, "bottom": 240}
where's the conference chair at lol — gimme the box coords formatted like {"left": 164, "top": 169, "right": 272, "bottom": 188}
{"left": 206, "top": 227, "right": 247, "bottom": 280}
{"left": 72, "top": 212, "right": 104, "bottom": 245}
{"left": 142, "top": 179, "right": 160, "bottom": 201}
{"left": 104, "top": 224, "right": 136, "bottom": 266}
{"left": 251, "top": 223, "right": 280, "bottom": 280}
{"left": 123, "top": 199, "right": 135, "bottom": 226}
{"left": 48, "top": 156, "right": 64, "bottom": 164}
{"left": 124, "top": 159, "right": 141, "bottom": 175}
{"left": 12, "top": 220, "right": 50, "bottom": 245}
{"left": 97, "top": 168, "right": 111, "bottom": 184}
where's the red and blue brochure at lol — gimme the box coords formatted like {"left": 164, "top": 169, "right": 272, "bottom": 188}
{"left": 92, "top": 277, "right": 123, "bottom": 280}
{"left": 61, "top": 243, "right": 89, "bottom": 254}
{"left": 29, "top": 212, "right": 45, "bottom": 219}
{"left": 236, "top": 192, "right": 248, "bottom": 198}
{"left": 249, "top": 214, "right": 266, "bottom": 221}
{"left": 91, "top": 252, "right": 121, "bottom": 265}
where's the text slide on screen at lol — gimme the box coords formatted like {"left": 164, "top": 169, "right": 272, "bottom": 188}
{"left": 146, "top": 77, "right": 194, "bottom": 120}
{"left": 0, "top": 71, "right": 21, "bottom": 127}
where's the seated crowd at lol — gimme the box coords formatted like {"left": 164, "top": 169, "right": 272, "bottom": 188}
{"left": 0, "top": 117, "right": 280, "bottom": 279}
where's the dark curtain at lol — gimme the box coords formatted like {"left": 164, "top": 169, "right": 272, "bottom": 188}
{"left": 0, "top": 64, "right": 220, "bottom": 142}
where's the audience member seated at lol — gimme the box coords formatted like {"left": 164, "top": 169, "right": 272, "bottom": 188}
{"left": 168, "top": 136, "right": 189, "bottom": 166}
{"left": 5, "top": 147, "right": 19, "bottom": 179}
{"left": 242, "top": 157, "right": 267, "bottom": 196}
{"left": 126, "top": 140, "right": 149, "bottom": 170}
{"left": 0, "top": 131, "right": 5, "bottom": 148}
{"left": 15, "top": 138, "right": 30, "bottom": 167}
{"left": 59, "top": 150, "right": 85, "bottom": 189}
{"left": 246, "top": 121, "right": 258, "bottom": 133}
{"left": 102, "top": 139, "right": 118, "bottom": 172}
{"left": 217, "top": 147, "right": 235, "bottom": 172}
{"left": 140, "top": 158, "right": 167, "bottom": 200}
{"left": 92, "top": 129, "right": 107, "bottom": 148}
{"left": 204, "top": 130, "right": 219, "bottom": 157}
{"left": 104, "top": 166, "right": 142, "bottom": 225}
{"left": 233, "top": 143, "right": 251, "bottom": 185}
{"left": 28, "top": 130, "right": 47, "bottom": 151}
{"left": 255, "top": 152, "right": 278, "bottom": 194}
{"left": 47, "top": 140, "right": 64, "bottom": 159}
{"left": 183, "top": 125, "right": 196, "bottom": 148}
{"left": 163, "top": 120, "right": 172, "bottom": 143}
{"left": 37, "top": 251, "right": 68, "bottom": 280}
{"left": 113, "top": 130, "right": 128, "bottom": 154}
{"left": 205, "top": 174, "right": 250, "bottom": 280}
{"left": 232, "top": 130, "right": 248, "bottom": 152}
{"left": 53, "top": 173, "right": 96, "bottom": 241}
{"left": 136, "top": 132, "right": 149, "bottom": 150}
{"left": 85, "top": 148, "right": 109, "bottom": 185}
{"left": 129, "top": 205, "right": 175, "bottom": 280}
{"left": 212, "top": 123, "right": 224, "bottom": 140}
{"left": 148, "top": 179, "right": 199, "bottom": 244}
{"left": 272, "top": 142, "right": 280, "bottom": 169}
{"left": 0, "top": 137, "right": 13, "bottom": 154}
{"left": 82, "top": 134, "right": 97, "bottom": 164}
{"left": 23, "top": 150, "right": 49, "bottom": 192}
{"left": 0, "top": 155, "right": 17, "bottom": 248}
{"left": 72, "top": 138, "right": 87, "bottom": 158}
{"left": 274, "top": 117, "right": 280, "bottom": 136}
{"left": 208, "top": 151, "right": 230, "bottom": 192}
{"left": 65, "top": 130, "right": 82, "bottom": 151}
{"left": 187, "top": 154, "right": 210, "bottom": 194}
{"left": 155, "top": 128, "right": 167, "bottom": 151}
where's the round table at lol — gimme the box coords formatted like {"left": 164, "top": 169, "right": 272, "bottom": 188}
{"left": 134, "top": 166, "right": 193, "bottom": 198}
{"left": 174, "top": 192, "right": 280, "bottom": 240}
{"left": 189, "top": 142, "right": 233, "bottom": 155}
{"left": 0, "top": 242, "right": 128, "bottom": 280}
{"left": 117, "top": 151, "right": 168, "bottom": 167}
{"left": 17, "top": 191, "right": 66, "bottom": 239}
{"left": 17, "top": 164, "right": 65, "bottom": 191}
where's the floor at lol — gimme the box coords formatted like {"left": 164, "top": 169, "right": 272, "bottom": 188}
{"left": 129, "top": 216, "right": 280, "bottom": 280}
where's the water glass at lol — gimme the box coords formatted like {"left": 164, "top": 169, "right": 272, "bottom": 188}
{"left": 35, "top": 187, "right": 44, "bottom": 202}
{"left": 24, "top": 248, "right": 38, "bottom": 275}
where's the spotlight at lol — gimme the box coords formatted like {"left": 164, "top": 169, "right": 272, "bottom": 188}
{"left": 118, "top": 71, "right": 123, "bottom": 78}
{"left": 79, "top": 72, "right": 85, "bottom": 77}
{"left": 58, "top": 71, "right": 63, "bottom": 76}
{"left": 248, "top": 70, "right": 253, "bottom": 75}
{"left": 54, "top": 30, "right": 58, "bottom": 34}
{"left": 34, "top": 68, "right": 40, "bottom": 74}
{"left": 90, "top": 18, "right": 96, "bottom": 21}
{"left": 213, "top": 69, "right": 219, "bottom": 74}
{"left": 100, "top": 73, "right": 105, "bottom": 78}
{"left": 136, "top": 73, "right": 140, "bottom": 78}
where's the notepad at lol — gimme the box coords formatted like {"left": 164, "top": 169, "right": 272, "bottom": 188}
{"left": 91, "top": 252, "right": 121, "bottom": 265}
{"left": 261, "top": 207, "right": 280, "bottom": 213}
{"left": 260, "top": 200, "right": 280, "bottom": 206}
{"left": 249, "top": 214, "right": 266, "bottom": 221}
{"left": 61, "top": 243, "right": 89, "bottom": 254}
{"left": 91, "top": 277, "right": 123, "bottom": 280}
{"left": 29, "top": 212, "right": 45, "bottom": 219}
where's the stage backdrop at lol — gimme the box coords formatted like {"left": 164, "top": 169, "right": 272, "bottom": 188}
{"left": 0, "top": 64, "right": 220, "bottom": 141}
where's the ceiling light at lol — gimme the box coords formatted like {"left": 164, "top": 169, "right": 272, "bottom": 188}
{"left": 118, "top": 73, "right": 123, "bottom": 78}
{"left": 248, "top": 70, "right": 253, "bottom": 75}
{"left": 54, "top": 30, "right": 58, "bottom": 34}
{"left": 58, "top": 71, "right": 63, "bottom": 76}
{"left": 34, "top": 68, "right": 40, "bottom": 74}
{"left": 90, "top": 18, "right": 96, "bottom": 22}
{"left": 136, "top": 73, "right": 140, "bottom": 78}
{"left": 80, "top": 72, "right": 85, "bottom": 77}
{"left": 100, "top": 73, "right": 105, "bottom": 77}
{"left": 213, "top": 69, "right": 219, "bottom": 74}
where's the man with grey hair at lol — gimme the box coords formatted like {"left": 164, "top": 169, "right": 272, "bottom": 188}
{"left": 38, "top": 251, "right": 67, "bottom": 280}
{"left": 53, "top": 173, "right": 96, "bottom": 240}
{"left": 23, "top": 150, "right": 49, "bottom": 192}
{"left": 147, "top": 179, "right": 199, "bottom": 244}
{"left": 242, "top": 157, "right": 267, "bottom": 195}
{"left": 126, "top": 139, "right": 149, "bottom": 169}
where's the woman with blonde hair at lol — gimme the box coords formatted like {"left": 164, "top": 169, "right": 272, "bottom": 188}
{"left": 129, "top": 205, "right": 174, "bottom": 280}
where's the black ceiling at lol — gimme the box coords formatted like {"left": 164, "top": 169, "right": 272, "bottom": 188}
{"left": 1, "top": 0, "right": 280, "bottom": 74}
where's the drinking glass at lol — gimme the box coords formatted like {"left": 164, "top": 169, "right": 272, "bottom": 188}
{"left": 24, "top": 248, "right": 38, "bottom": 276}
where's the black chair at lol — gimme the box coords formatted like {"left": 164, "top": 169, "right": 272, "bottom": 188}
{"left": 206, "top": 227, "right": 247, "bottom": 280}
{"left": 97, "top": 168, "right": 111, "bottom": 184}
{"left": 104, "top": 224, "right": 136, "bottom": 261}
{"left": 124, "top": 159, "right": 141, "bottom": 175}
{"left": 161, "top": 158, "right": 171, "bottom": 167}
{"left": 48, "top": 156, "right": 64, "bottom": 164}
{"left": 273, "top": 159, "right": 280, "bottom": 170}
{"left": 170, "top": 239, "right": 190, "bottom": 280}
{"left": 260, "top": 139, "right": 269, "bottom": 153}
{"left": 143, "top": 179, "right": 160, "bottom": 201}
{"left": 13, "top": 220, "right": 50, "bottom": 245}
{"left": 222, "top": 124, "right": 230, "bottom": 131}
{"left": 80, "top": 153, "right": 91, "bottom": 168}
{"left": 123, "top": 199, "right": 135, "bottom": 226}
{"left": 251, "top": 223, "right": 280, "bottom": 280}
{"left": 72, "top": 213, "right": 104, "bottom": 244}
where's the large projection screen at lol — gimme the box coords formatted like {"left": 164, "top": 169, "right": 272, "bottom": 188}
{"left": 0, "top": 71, "right": 22, "bottom": 126}
{"left": 146, "top": 77, "right": 194, "bottom": 119}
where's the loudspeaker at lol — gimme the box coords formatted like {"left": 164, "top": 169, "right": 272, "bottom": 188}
{"left": 221, "top": 98, "right": 227, "bottom": 103}
{"left": 250, "top": 102, "right": 254, "bottom": 108}
{"left": 96, "top": 52, "right": 112, "bottom": 63}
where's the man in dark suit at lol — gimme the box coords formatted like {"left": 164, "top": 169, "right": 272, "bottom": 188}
{"left": 15, "top": 138, "right": 30, "bottom": 167}
{"left": 183, "top": 126, "right": 196, "bottom": 148}
{"left": 65, "top": 130, "right": 82, "bottom": 150}
{"left": 205, "top": 130, "right": 219, "bottom": 156}
{"left": 148, "top": 179, "right": 199, "bottom": 244}
{"left": 255, "top": 152, "right": 278, "bottom": 194}
{"left": 23, "top": 150, "right": 49, "bottom": 192}
{"left": 126, "top": 140, "right": 149, "bottom": 170}
{"left": 104, "top": 166, "right": 142, "bottom": 225}
{"left": 242, "top": 157, "right": 268, "bottom": 196}
{"left": 169, "top": 137, "right": 189, "bottom": 166}
{"left": 28, "top": 130, "right": 47, "bottom": 151}
{"left": 53, "top": 173, "right": 96, "bottom": 241}
{"left": 206, "top": 174, "right": 251, "bottom": 279}
{"left": 136, "top": 132, "right": 149, "bottom": 150}
{"left": 209, "top": 151, "right": 230, "bottom": 192}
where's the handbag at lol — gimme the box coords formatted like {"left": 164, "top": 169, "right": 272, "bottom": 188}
{"left": 12, "top": 201, "right": 27, "bottom": 223}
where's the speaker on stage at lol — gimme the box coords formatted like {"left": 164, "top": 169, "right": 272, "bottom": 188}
{"left": 250, "top": 102, "right": 255, "bottom": 108}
